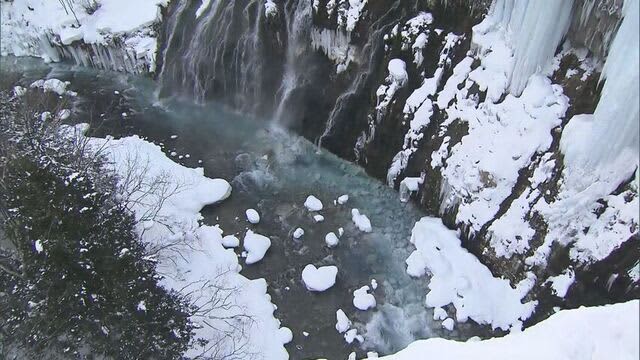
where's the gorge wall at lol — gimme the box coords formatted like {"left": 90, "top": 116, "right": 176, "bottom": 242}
{"left": 157, "top": 0, "right": 639, "bottom": 319}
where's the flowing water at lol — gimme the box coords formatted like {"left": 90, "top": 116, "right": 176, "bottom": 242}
{"left": 1, "top": 57, "right": 490, "bottom": 359}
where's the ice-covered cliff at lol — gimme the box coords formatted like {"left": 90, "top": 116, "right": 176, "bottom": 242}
{"left": 0, "top": 0, "right": 169, "bottom": 73}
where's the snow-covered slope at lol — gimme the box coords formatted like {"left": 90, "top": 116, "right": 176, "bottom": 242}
{"left": 1, "top": 0, "right": 168, "bottom": 73}
{"left": 379, "top": 300, "right": 639, "bottom": 360}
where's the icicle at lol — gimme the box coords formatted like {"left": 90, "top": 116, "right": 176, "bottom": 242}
{"left": 561, "top": 0, "right": 639, "bottom": 185}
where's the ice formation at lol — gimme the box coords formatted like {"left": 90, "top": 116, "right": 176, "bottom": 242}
{"left": 472, "top": 0, "right": 574, "bottom": 96}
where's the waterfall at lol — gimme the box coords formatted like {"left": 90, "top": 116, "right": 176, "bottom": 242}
{"left": 159, "top": 0, "right": 267, "bottom": 109}
{"left": 273, "top": 0, "right": 313, "bottom": 124}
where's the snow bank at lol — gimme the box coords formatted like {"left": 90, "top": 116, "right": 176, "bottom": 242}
{"left": 379, "top": 301, "right": 639, "bottom": 360}
{"left": 408, "top": 217, "right": 536, "bottom": 331}
{"left": 301, "top": 264, "right": 338, "bottom": 292}
{"left": 244, "top": 230, "right": 271, "bottom": 264}
{"left": 83, "top": 132, "right": 289, "bottom": 359}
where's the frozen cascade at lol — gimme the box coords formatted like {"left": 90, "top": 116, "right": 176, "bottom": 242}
{"left": 561, "top": 0, "right": 639, "bottom": 181}
{"left": 473, "top": 0, "right": 574, "bottom": 96}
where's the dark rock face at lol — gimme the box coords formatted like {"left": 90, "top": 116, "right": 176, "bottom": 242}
{"left": 156, "top": 0, "right": 639, "bottom": 323}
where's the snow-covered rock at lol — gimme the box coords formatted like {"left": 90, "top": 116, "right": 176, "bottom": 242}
{"left": 335, "top": 309, "right": 352, "bottom": 333}
{"left": 246, "top": 208, "right": 261, "bottom": 224}
{"left": 221, "top": 235, "right": 240, "bottom": 248}
{"left": 304, "top": 195, "right": 324, "bottom": 211}
{"left": 313, "top": 214, "right": 325, "bottom": 223}
{"left": 243, "top": 230, "right": 271, "bottom": 264}
{"left": 337, "top": 194, "right": 349, "bottom": 204}
{"left": 353, "top": 285, "right": 376, "bottom": 310}
{"left": 293, "top": 227, "right": 305, "bottom": 239}
{"left": 301, "top": 264, "right": 338, "bottom": 292}
{"left": 351, "top": 209, "right": 372, "bottom": 232}
{"left": 325, "top": 232, "right": 339, "bottom": 248}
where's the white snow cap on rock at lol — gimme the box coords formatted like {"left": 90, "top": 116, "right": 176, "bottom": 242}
{"left": 388, "top": 59, "right": 408, "bottom": 86}
{"left": 246, "top": 209, "right": 260, "bottom": 224}
{"left": 442, "top": 318, "right": 455, "bottom": 331}
{"left": 351, "top": 209, "right": 372, "bottom": 232}
{"left": 313, "top": 214, "right": 325, "bottom": 222}
{"left": 301, "top": 264, "right": 338, "bottom": 292}
{"left": 353, "top": 285, "right": 376, "bottom": 310}
{"left": 325, "top": 232, "right": 340, "bottom": 248}
{"left": 337, "top": 194, "right": 349, "bottom": 204}
{"left": 335, "top": 309, "right": 352, "bottom": 333}
{"left": 243, "top": 230, "right": 271, "bottom": 264}
{"left": 344, "top": 328, "right": 364, "bottom": 344}
{"left": 304, "top": 195, "right": 324, "bottom": 211}
{"left": 293, "top": 227, "right": 305, "bottom": 239}
{"left": 221, "top": 235, "right": 240, "bottom": 248}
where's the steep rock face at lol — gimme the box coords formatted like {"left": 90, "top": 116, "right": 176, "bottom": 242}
{"left": 157, "top": 0, "right": 638, "bottom": 316}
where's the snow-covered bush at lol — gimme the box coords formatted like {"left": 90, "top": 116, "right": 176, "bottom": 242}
{"left": 0, "top": 87, "right": 194, "bottom": 358}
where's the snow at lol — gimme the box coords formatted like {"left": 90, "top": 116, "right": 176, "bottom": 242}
{"left": 1, "top": 0, "right": 167, "bottom": 72}
{"left": 544, "top": 0, "right": 639, "bottom": 266}
{"left": 293, "top": 227, "right": 305, "bottom": 239}
{"left": 408, "top": 217, "right": 536, "bottom": 331}
{"left": 442, "top": 318, "right": 455, "bottom": 331}
{"left": 304, "top": 195, "right": 324, "bottom": 211}
{"left": 30, "top": 79, "right": 72, "bottom": 96}
{"left": 440, "top": 74, "right": 568, "bottom": 234}
{"left": 399, "top": 177, "right": 423, "bottom": 203}
{"left": 196, "top": 0, "right": 212, "bottom": 18}
{"left": 351, "top": 208, "right": 372, "bottom": 232}
{"left": 80, "top": 130, "right": 288, "bottom": 359}
{"left": 34, "top": 240, "right": 44, "bottom": 253}
{"left": 313, "top": 214, "right": 325, "bottom": 223}
{"left": 337, "top": 194, "right": 349, "bottom": 205}
{"left": 325, "top": 232, "right": 340, "bottom": 248}
{"left": 221, "top": 235, "right": 240, "bottom": 248}
{"left": 433, "top": 307, "right": 447, "bottom": 321}
{"left": 264, "top": 0, "right": 278, "bottom": 18}
{"left": 243, "top": 230, "right": 271, "bottom": 264}
{"left": 546, "top": 269, "right": 575, "bottom": 298}
{"left": 379, "top": 301, "right": 639, "bottom": 360}
{"left": 246, "top": 208, "right": 261, "bottom": 224}
{"left": 301, "top": 264, "right": 338, "bottom": 292}
{"left": 344, "top": 328, "right": 364, "bottom": 344}
{"left": 387, "top": 59, "right": 408, "bottom": 87}
{"left": 472, "top": 0, "right": 574, "bottom": 95}
{"left": 353, "top": 285, "right": 376, "bottom": 310}
{"left": 336, "top": 309, "right": 352, "bottom": 333}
